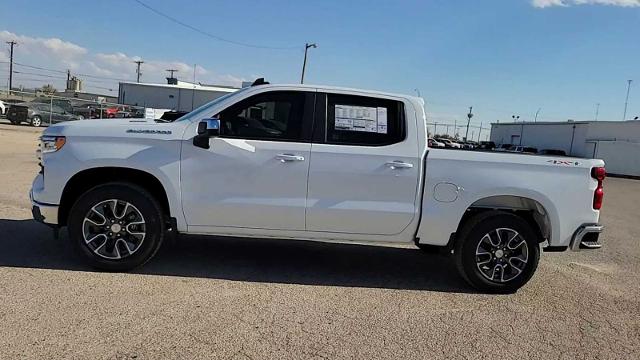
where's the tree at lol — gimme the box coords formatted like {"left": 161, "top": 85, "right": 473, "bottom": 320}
{"left": 41, "top": 84, "right": 57, "bottom": 95}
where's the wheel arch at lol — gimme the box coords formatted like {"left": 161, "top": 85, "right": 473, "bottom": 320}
{"left": 458, "top": 195, "right": 552, "bottom": 244}
{"left": 58, "top": 167, "right": 171, "bottom": 226}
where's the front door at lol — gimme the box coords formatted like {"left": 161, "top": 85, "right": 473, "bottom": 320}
{"left": 181, "top": 90, "right": 315, "bottom": 231}
{"left": 306, "top": 93, "right": 421, "bottom": 236}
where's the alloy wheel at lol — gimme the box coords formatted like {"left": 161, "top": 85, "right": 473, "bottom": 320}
{"left": 82, "top": 199, "right": 146, "bottom": 260}
{"left": 475, "top": 227, "right": 529, "bottom": 283}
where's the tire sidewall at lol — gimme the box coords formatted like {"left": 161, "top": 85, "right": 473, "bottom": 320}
{"left": 457, "top": 213, "right": 540, "bottom": 293}
{"left": 68, "top": 183, "right": 165, "bottom": 271}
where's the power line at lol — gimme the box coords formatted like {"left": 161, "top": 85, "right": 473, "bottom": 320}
{"left": 9, "top": 61, "right": 130, "bottom": 82}
{"left": 13, "top": 70, "right": 67, "bottom": 80}
{"left": 132, "top": 0, "right": 299, "bottom": 50}
{"left": 13, "top": 61, "right": 67, "bottom": 74}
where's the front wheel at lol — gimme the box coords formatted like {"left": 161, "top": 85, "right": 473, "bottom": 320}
{"left": 68, "top": 183, "right": 165, "bottom": 271}
{"left": 30, "top": 115, "right": 42, "bottom": 127}
{"left": 455, "top": 211, "right": 540, "bottom": 293}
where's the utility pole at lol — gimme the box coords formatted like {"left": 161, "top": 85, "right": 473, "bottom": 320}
{"left": 623, "top": 80, "right": 632, "bottom": 121}
{"left": 6, "top": 40, "right": 16, "bottom": 93}
{"left": 166, "top": 69, "right": 178, "bottom": 78}
{"left": 595, "top": 103, "right": 600, "bottom": 121}
{"left": 300, "top": 43, "right": 317, "bottom": 84}
{"left": 134, "top": 60, "right": 144, "bottom": 83}
{"left": 465, "top": 106, "right": 473, "bottom": 141}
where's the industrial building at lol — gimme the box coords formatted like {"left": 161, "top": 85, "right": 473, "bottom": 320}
{"left": 490, "top": 120, "right": 640, "bottom": 177}
{"left": 117, "top": 80, "right": 238, "bottom": 112}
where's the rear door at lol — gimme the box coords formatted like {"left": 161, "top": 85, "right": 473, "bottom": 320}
{"left": 181, "top": 90, "right": 316, "bottom": 231}
{"left": 306, "top": 92, "right": 421, "bottom": 235}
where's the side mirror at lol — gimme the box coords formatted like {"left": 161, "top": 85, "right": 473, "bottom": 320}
{"left": 193, "top": 118, "right": 220, "bottom": 149}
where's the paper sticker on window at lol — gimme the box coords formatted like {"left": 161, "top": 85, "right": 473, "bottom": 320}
{"left": 335, "top": 105, "right": 387, "bottom": 134}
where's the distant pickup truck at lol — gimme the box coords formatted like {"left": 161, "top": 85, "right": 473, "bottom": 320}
{"left": 30, "top": 81, "right": 606, "bottom": 293}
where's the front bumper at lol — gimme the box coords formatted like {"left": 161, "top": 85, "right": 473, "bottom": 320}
{"left": 30, "top": 190, "right": 59, "bottom": 226}
{"left": 570, "top": 224, "right": 603, "bottom": 251}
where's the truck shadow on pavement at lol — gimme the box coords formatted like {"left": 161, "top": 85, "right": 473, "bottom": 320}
{"left": 0, "top": 218, "right": 473, "bottom": 293}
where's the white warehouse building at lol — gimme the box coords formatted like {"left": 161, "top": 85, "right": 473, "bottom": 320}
{"left": 118, "top": 80, "right": 238, "bottom": 112}
{"left": 490, "top": 120, "right": 640, "bottom": 177}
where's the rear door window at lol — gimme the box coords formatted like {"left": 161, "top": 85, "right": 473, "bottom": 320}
{"left": 319, "top": 93, "right": 405, "bottom": 146}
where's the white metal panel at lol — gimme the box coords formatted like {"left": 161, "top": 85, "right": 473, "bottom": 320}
{"left": 594, "top": 141, "right": 640, "bottom": 176}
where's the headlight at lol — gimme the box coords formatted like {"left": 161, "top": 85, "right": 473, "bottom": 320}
{"left": 40, "top": 136, "right": 66, "bottom": 156}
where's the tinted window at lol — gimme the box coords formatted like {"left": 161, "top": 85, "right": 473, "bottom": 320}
{"left": 217, "top": 91, "right": 306, "bottom": 141}
{"left": 324, "top": 94, "right": 405, "bottom": 146}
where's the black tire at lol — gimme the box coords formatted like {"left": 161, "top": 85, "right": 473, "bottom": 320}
{"left": 30, "top": 115, "right": 42, "bottom": 127}
{"left": 68, "top": 183, "right": 165, "bottom": 271}
{"left": 454, "top": 211, "right": 540, "bottom": 293}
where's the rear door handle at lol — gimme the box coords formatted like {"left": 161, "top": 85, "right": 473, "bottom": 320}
{"left": 386, "top": 160, "right": 413, "bottom": 169}
{"left": 276, "top": 153, "right": 305, "bottom": 162}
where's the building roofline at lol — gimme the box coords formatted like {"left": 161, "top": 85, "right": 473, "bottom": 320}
{"left": 491, "top": 120, "right": 640, "bottom": 126}
{"left": 118, "top": 81, "right": 238, "bottom": 92}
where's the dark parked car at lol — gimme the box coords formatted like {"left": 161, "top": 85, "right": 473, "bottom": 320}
{"left": 31, "top": 97, "right": 92, "bottom": 119}
{"left": 7, "top": 102, "right": 82, "bottom": 127}
{"left": 160, "top": 110, "right": 189, "bottom": 121}
{"left": 538, "top": 149, "right": 567, "bottom": 156}
{"left": 478, "top": 141, "right": 496, "bottom": 150}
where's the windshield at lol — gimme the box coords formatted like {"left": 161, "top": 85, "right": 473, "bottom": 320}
{"left": 175, "top": 89, "right": 249, "bottom": 122}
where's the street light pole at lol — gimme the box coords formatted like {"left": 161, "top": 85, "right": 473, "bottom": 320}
{"left": 623, "top": 80, "right": 632, "bottom": 121}
{"left": 300, "top": 43, "right": 317, "bottom": 84}
{"left": 464, "top": 106, "right": 473, "bottom": 141}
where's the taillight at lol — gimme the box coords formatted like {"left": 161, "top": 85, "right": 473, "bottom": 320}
{"left": 591, "top": 167, "right": 606, "bottom": 210}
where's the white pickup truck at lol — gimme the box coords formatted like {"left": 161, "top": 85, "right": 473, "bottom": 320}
{"left": 30, "top": 81, "right": 606, "bottom": 293}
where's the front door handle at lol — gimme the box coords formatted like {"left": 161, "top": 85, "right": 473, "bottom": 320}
{"left": 386, "top": 160, "right": 413, "bottom": 169}
{"left": 276, "top": 153, "right": 305, "bottom": 162}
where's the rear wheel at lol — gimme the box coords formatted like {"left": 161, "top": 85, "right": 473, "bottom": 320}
{"left": 68, "top": 183, "right": 165, "bottom": 271}
{"left": 455, "top": 211, "right": 540, "bottom": 293}
{"left": 30, "top": 115, "right": 42, "bottom": 127}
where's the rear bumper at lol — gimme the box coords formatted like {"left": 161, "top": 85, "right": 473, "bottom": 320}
{"left": 30, "top": 190, "right": 59, "bottom": 226}
{"left": 570, "top": 224, "right": 603, "bottom": 251}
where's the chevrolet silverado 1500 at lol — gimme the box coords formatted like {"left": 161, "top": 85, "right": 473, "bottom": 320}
{"left": 30, "top": 81, "right": 606, "bottom": 292}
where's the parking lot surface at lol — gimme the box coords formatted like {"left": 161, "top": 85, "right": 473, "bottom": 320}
{"left": 0, "top": 122, "right": 638, "bottom": 359}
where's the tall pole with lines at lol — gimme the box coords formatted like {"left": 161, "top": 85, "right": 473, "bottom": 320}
{"left": 6, "top": 40, "right": 17, "bottom": 93}
{"left": 134, "top": 60, "right": 144, "bottom": 83}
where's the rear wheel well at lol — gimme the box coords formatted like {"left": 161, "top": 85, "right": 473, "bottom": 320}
{"left": 58, "top": 167, "right": 170, "bottom": 226}
{"left": 453, "top": 196, "right": 551, "bottom": 248}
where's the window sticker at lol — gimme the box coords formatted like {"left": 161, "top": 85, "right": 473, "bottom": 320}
{"left": 334, "top": 105, "right": 387, "bottom": 134}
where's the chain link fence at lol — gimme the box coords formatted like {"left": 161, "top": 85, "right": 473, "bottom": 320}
{"left": 0, "top": 89, "right": 163, "bottom": 127}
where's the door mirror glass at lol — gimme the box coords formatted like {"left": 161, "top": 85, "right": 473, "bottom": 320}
{"left": 197, "top": 118, "right": 220, "bottom": 137}
{"left": 194, "top": 118, "right": 220, "bottom": 149}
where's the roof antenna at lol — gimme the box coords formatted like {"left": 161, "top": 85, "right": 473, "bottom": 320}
{"left": 251, "top": 78, "right": 269, "bottom": 86}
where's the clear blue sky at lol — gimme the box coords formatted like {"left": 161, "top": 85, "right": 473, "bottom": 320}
{"left": 2, "top": 0, "right": 639, "bottom": 128}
